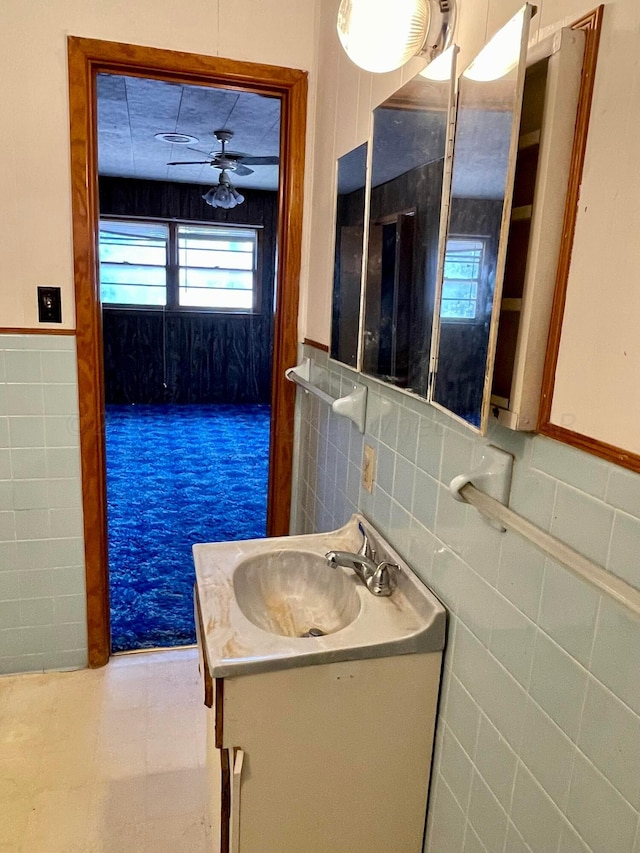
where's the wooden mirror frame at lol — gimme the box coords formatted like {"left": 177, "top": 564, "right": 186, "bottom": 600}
{"left": 537, "top": 9, "right": 636, "bottom": 470}
{"left": 68, "top": 37, "right": 307, "bottom": 666}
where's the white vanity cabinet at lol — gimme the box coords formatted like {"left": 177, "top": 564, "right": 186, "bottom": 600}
{"left": 192, "top": 515, "right": 447, "bottom": 853}
{"left": 209, "top": 652, "right": 442, "bottom": 853}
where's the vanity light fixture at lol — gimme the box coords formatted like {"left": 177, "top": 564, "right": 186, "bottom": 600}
{"left": 337, "top": 0, "right": 456, "bottom": 74}
{"left": 464, "top": 5, "right": 530, "bottom": 81}
{"left": 202, "top": 170, "right": 245, "bottom": 209}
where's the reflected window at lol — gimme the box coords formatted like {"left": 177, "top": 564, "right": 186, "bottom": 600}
{"left": 441, "top": 237, "right": 485, "bottom": 320}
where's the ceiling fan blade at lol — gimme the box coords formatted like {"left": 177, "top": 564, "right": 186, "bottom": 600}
{"left": 167, "top": 160, "right": 213, "bottom": 166}
{"left": 232, "top": 164, "right": 254, "bottom": 177}
{"left": 186, "top": 147, "right": 218, "bottom": 157}
{"left": 239, "top": 156, "right": 280, "bottom": 166}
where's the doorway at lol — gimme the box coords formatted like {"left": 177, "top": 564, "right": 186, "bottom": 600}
{"left": 68, "top": 37, "right": 307, "bottom": 666}
{"left": 96, "top": 74, "right": 280, "bottom": 651}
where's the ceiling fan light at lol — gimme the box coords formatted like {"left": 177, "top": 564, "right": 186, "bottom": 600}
{"left": 337, "top": 0, "right": 430, "bottom": 73}
{"left": 202, "top": 171, "right": 246, "bottom": 209}
{"left": 202, "top": 188, "right": 217, "bottom": 206}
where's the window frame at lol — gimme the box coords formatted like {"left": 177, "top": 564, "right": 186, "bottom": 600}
{"left": 99, "top": 215, "right": 263, "bottom": 314}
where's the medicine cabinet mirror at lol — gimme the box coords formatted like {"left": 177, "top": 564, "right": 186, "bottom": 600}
{"left": 538, "top": 9, "right": 639, "bottom": 474}
{"left": 430, "top": 4, "right": 533, "bottom": 431}
{"left": 361, "top": 55, "right": 456, "bottom": 394}
{"left": 330, "top": 143, "right": 368, "bottom": 368}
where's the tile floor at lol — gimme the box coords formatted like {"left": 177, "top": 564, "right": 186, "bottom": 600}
{"left": 0, "top": 648, "right": 217, "bottom": 852}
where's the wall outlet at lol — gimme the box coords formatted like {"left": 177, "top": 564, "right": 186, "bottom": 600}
{"left": 362, "top": 444, "right": 375, "bottom": 493}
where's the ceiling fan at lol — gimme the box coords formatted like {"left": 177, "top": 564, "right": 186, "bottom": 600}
{"left": 166, "top": 128, "right": 279, "bottom": 176}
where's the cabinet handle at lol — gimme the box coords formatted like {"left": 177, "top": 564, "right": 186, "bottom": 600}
{"left": 230, "top": 748, "right": 245, "bottom": 853}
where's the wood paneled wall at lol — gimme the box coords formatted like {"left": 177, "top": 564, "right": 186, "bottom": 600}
{"left": 99, "top": 176, "right": 276, "bottom": 404}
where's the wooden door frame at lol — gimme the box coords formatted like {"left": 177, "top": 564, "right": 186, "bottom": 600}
{"left": 68, "top": 36, "right": 307, "bottom": 667}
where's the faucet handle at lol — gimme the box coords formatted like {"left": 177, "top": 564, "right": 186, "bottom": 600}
{"left": 370, "top": 560, "right": 397, "bottom": 596}
{"left": 357, "top": 522, "right": 376, "bottom": 562}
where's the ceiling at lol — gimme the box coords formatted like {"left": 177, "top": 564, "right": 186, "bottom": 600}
{"left": 96, "top": 74, "right": 281, "bottom": 191}
{"left": 97, "top": 72, "right": 512, "bottom": 203}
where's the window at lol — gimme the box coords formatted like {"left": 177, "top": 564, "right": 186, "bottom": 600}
{"left": 441, "top": 237, "right": 485, "bottom": 320}
{"left": 178, "top": 225, "right": 256, "bottom": 310}
{"left": 99, "top": 218, "right": 259, "bottom": 312}
{"left": 99, "top": 221, "right": 168, "bottom": 306}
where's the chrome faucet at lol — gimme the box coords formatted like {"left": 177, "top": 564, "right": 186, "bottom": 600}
{"left": 325, "top": 523, "right": 397, "bottom": 596}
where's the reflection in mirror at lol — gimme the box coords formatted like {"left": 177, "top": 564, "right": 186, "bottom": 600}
{"left": 330, "top": 143, "right": 368, "bottom": 367}
{"left": 432, "top": 4, "right": 532, "bottom": 430}
{"left": 362, "top": 55, "right": 455, "bottom": 394}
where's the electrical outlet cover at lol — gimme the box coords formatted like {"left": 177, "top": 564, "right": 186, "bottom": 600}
{"left": 363, "top": 444, "right": 375, "bottom": 493}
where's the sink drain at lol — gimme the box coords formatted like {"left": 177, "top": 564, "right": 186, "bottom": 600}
{"left": 300, "top": 627, "right": 325, "bottom": 638}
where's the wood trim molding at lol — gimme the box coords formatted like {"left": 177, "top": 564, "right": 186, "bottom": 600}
{"left": 67, "top": 36, "right": 307, "bottom": 667}
{"left": 537, "top": 9, "right": 625, "bottom": 463}
{"left": 68, "top": 37, "right": 110, "bottom": 668}
{"left": 302, "top": 337, "right": 329, "bottom": 352}
{"left": 267, "top": 57, "right": 308, "bottom": 538}
{"left": 0, "top": 328, "right": 76, "bottom": 336}
{"left": 541, "top": 422, "right": 640, "bottom": 474}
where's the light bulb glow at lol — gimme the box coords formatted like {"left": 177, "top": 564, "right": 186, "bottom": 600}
{"left": 463, "top": 7, "right": 527, "bottom": 82}
{"left": 337, "top": 0, "right": 430, "bottom": 73}
{"left": 419, "top": 44, "right": 456, "bottom": 81}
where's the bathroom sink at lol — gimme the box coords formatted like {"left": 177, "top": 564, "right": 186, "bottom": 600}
{"left": 233, "top": 550, "right": 361, "bottom": 638}
{"left": 193, "top": 514, "right": 446, "bottom": 677}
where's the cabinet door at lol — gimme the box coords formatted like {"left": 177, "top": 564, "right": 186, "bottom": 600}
{"left": 430, "top": 4, "right": 534, "bottom": 432}
{"left": 491, "top": 27, "right": 586, "bottom": 430}
{"left": 220, "top": 655, "right": 442, "bottom": 853}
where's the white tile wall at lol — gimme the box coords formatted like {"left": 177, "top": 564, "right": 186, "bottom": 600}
{"left": 293, "top": 346, "right": 640, "bottom": 853}
{"left": 0, "top": 334, "right": 87, "bottom": 674}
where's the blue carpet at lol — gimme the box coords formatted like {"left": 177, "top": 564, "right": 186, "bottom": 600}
{"left": 105, "top": 404, "right": 270, "bottom": 652}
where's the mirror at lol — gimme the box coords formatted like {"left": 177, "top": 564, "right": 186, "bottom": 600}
{"left": 362, "top": 54, "right": 455, "bottom": 394}
{"left": 330, "top": 143, "right": 368, "bottom": 368}
{"left": 431, "top": 5, "right": 533, "bottom": 430}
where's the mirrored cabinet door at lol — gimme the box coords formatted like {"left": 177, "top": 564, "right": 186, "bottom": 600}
{"left": 431, "top": 4, "right": 533, "bottom": 431}
{"left": 362, "top": 59, "right": 456, "bottom": 395}
{"left": 330, "top": 143, "right": 368, "bottom": 368}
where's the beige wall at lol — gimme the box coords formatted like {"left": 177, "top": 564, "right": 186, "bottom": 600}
{"left": 0, "top": 0, "right": 318, "bottom": 329}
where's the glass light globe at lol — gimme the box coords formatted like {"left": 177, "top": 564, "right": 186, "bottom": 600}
{"left": 420, "top": 45, "right": 456, "bottom": 81}
{"left": 337, "top": 0, "right": 431, "bottom": 73}
{"left": 464, "top": 7, "right": 527, "bottom": 82}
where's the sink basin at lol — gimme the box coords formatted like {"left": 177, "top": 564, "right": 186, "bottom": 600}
{"left": 233, "top": 550, "right": 361, "bottom": 638}
{"left": 193, "top": 513, "right": 446, "bottom": 677}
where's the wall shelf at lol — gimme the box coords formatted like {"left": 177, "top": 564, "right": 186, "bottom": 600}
{"left": 518, "top": 129, "right": 541, "bottom": 150}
